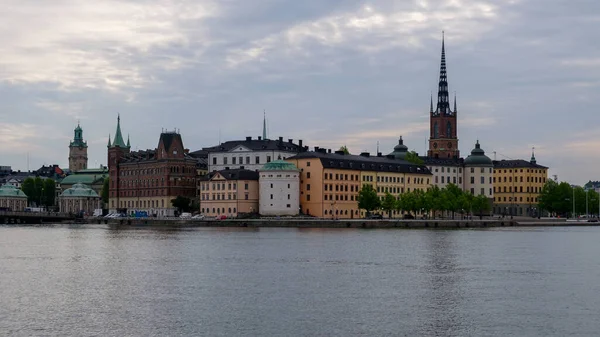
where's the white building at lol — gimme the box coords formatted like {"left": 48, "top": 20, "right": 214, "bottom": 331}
{"left": 259, "top": 160, "right": 300, "bottom": 216}
{"left": 58, "top": 182, "right": 101, "bottom": 216}
{"left": 463, "top": 141, "right": 494, "bottom": 198}
{"left": 205, "top": 136, "right": 304, "bottom": 172}
{"left": 0, "top": 184, "right": 28, "bottom": 211}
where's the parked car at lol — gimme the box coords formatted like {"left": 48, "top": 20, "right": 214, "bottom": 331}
{"left": 192, "top": 214, "right": 205, "bottom": 219}
{"left": 179, "top": 212, "right": 192, "bottom": 219}
{"left": 366, "top": 214, "right": 383, "bottom": 219}
{"left": 217, "top": 215, "right": 227, "bottom": 220}
{"left": 403, "top": 214, "right": 415, "bottom": 219}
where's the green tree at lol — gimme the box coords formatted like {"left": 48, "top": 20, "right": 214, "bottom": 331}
{"left": 358, "top": 184, "right": 380, "bottom": 216}
{"left": 404, "top": 151, "right": 424, "bottom": 165}
{"left": 381, "top": 192, "right": 397, "bottom": 218}
{"left": 21, "top": 177, "right": 35, "bottom": 206}
{"left": 101, "top": 178, "right": 109, "bottom": 205}
{"left": 42, "top": 178, "right": 56, "bottom": 208}
{"left": 171, "top": 196, "right": 192, "bottom": 213}
{"left": 400, "top": 190, "right": 418, "bottom": 216}
{"left": 443, "top": 183, "right": 463, "bottom": 219}
{"left": 339, "top": 145, "right": 350, "bottom": 155}
{"left": 473, "top": 194, "right": 491, "bottom": 219}
{"left": 426, "top": 186, "right": 442, "bottom": 218}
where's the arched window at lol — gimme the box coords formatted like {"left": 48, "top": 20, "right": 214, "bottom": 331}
{"left": 433, "top": 122, "right": 439, "bottom": 138}
{"left": 447, "top": 121, "right": 452, "bottom": 138}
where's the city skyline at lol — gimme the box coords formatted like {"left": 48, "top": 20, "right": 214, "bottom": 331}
{"left": 1, "top": 0, "right": 598, "bottom": 185}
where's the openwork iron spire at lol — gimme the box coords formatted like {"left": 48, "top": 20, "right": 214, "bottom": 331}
{"left": 262, "top": 110, "right": 267, "bottom": 140}
{"left": 436, "top": 31, "right": 451, "bottom": 116}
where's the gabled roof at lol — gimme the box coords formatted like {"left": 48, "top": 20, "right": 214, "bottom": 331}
{"left": 288, "top": 151, "right": 432, "bottom": 175}
{"left": 203, "top": 138, "right": 302, "bottom": 153}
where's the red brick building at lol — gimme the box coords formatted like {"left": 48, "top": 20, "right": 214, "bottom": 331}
{"left": 107, "top": 116, "right": 196, "bottom": 216}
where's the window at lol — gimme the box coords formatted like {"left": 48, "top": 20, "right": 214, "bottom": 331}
{"left": 212, "top": 157, "right": 217, "bottom": 165}
{"left": 307, "top": 162, "right": 311, "bottom": 167}
{"left": 470, "top": 188, "right": 475, "bottom": 195}
{"left": 270, "top": 183, "right": 273, "bottom": 188}
{"left": 246, "top": 156, "right": 250, "bottom": 164}
{"left": 287, "top": 184, "right": 290, "bottom": 188}
{"left": 481, "top": 188, "right": 485, "bottom": 196}
{"left": 471, "top": 167, "right": 475, "bottom": 173}
{"left": 481, "top": 176, "right": 485, "bottom": 184}
{"left": 471, "top": 177, "right": 475, "bottom": 184}
{"left": 255, "top": 156, "right": 260, "bottom": 164}
{"left": 267, "top": 156, "right": 271, "bottom": 163}
{"left": 441, "top": 176, "right": 445, "bottom": 183}
{"left": 307, "top": 195, "right": 310, "bottom": 201}
{"left": 245, "top": 194, "right": 249, "bottom": 200}
{"left": 270, "top": 194, "right": 273, "bottom": 199}
{"left": 232, "top": 157, "right": 237, "bottom": 165}
{"left": 489, "top": 188, "right": 493, "bottom": 195}
{"left": 244, "top": 183, "right": 249, "bottom": 190}
{"left": 223, "top": 157, "right": 228, "bottom": 165}
{"left": 307, "top": 172, "right": 311, "bottom": 178}
{"left": 287, "top": 204, "right": 291, "bottom": 208}
{"left": 288, "top": 194, "right": 290, "bottom": 199}
{"left": 307, "top": 184, "right": 310, "bottom": 191}
{"left": 481, "top": 167, "right": 485, "bottom": 173}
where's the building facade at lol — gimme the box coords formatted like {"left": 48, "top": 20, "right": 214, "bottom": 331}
{"left": 58, "top": 183, "right": 101, "bottom": 215}
{"left": 492, "top": 152, "right": 548, "bottom": 217}
{"left": 428, "top": 35, "right": 459, "bottom": 159}
{"left": 69, "top": 123, "right": 88, "bottom": 172}
{"left": 286, "top": 148, "right": 432, "bottom": 219}
{"left": 204, "top": 136, "right": 305, "bottom": 172}
{"left": 0, "top": 184, "right": 28, "bottom": 211}
{"left": 259, "top": 160, "right": 300, "bottom": 216}
{"left": 198, "top": 169, "right": 259, "bottom": 218}
{"left": 107, "top": 116, "right": 197, "bottom": 216}
{"left": 463, "top": 141, "right": 494, "bottom": 198}
{"left": 59, "top": 167, "right": 108, "bottom": 196}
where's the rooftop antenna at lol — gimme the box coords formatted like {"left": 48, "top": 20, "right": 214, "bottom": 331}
{"left": 493, "top": 151, "right": 497, "bottom": 161}
{"left": 376, "top": 141, "right": 380, "bottom": 154}
{"left": 218, "top": 128, "right": 221, "bottom": 144}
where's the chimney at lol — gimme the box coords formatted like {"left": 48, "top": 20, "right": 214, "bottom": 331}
{"left": 288, "top": 139, "right": 293, "bottom": 143}
{"left": 327, "top": 149, "right": 332, "bottom": 154}
{"left": 314, "top": 146, "right": 320, "bottom": 152}
{"left": 279, "top": 136, "right": 283, "bottom": 142}
{"left": 335, "top": 150, "right": 345, "bottom": 155}
{"left": 258, "top": 136, "right": 262, "bottom": 140}
{"left": 377, "top": 152, "right": 382, "bottom": 157}
{"left": 299, "top": 139, "right": 303, "bottom": 148}
{"left": 360, "top": 152, "right": 370, "bottom": 157}
{"left": 246, "top": 136, "right": 251, "bottom": 141}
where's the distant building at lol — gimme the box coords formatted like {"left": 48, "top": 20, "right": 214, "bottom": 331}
{"left": 492, "top": 151, "right": 548, "bottom": 217}
{"left": 0, "top": 184, "right": 28, "bottom": 211}
{"left": 463, "top": 141, "right": 494, "bottom": 199}
{"left": 286, "top": 148, "right": 432, "bottom": 219}
{"left": 107, "top": 116, "right": 197, "bottom": 216}
{"left": 58, "top": 183, "right": 101, "bottom": 215}
{"left": 68, "top": 123, "right": 88, "bottom": 172}
{"left": 259, "top": 160, "right": 300, "bottom": 216}
{"left": 198, "top": 169, "right": 259, "bottom": 218}
{"left": 35, "top": 165, "right": 65, "bottom": 180}
{"left": 59, "top": 166, "right": 108, "bottom": 196}
{"left": 584, "top": 181, "right": 600, "bottom": 193}
{"left": 0, "top": 166, "right": 11, "bottom": 176}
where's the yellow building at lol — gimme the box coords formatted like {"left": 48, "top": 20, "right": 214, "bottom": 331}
{"left": 286, "top": 148, "right": 432, "bottom": 219}
{"left": 198, "top": 169, "right": 259, "bottom": 218}
{"left": 492, "top": 153, "right": 548, "bottom": 217}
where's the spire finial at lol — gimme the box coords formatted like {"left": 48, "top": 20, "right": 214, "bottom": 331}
{"left": 436, "top": 31, "right": 449, "bottom": 115}
{"left": 454, "top": 91, "right": 457, "bottom": 113}
{"left": 262, "top": 109, "right": 267, "bottom": 140}
{"left": 430, "top": 92, "right": 434, "bottom": 113}
{"left": 127, "top": 134, "right": 131, "bottom": 148}
{"left": 107, "top": 134, "right": 111, "bottom": 148}
{"left": 531, "top": 146, "right": 536, "bottom": 163}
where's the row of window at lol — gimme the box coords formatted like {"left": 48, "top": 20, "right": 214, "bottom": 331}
{"left": 324, "top": 184, "right": 359, "bottom": 192}
{"left": 201, "top": 193, "right": 251, "bottom": 200}
{"left": 213, "top": 155, "right": 275, "bottom": 166}
{"left": 323, "top": 173, "right": 360, "bottom": 181}
{"left": 429, "top": 167, "right": 464, "bottom": 174}
{"left": 119, "top": 166, "right": 194, "bottom": 176}
{"left": 111, "top": 199, "right": 167, "bottom": 208}
{"left": 494, "top": 196, "right": 539, "bottom": 203}
{"left": 435, "top": 176, "right": 463, "bottom": 184}
{"left": 498, "top": 169, "right": 545, "bottom": 174}
{"left": 199, "top": 182, "right": 251, "bottom": 191}
{"left": 495, "top": 186, "right": 541, "bottom": 193}
{"left": 494, "top": 176, "right": 546, "bottom": 183}
{"left": 202, "top": 207, "right": 237, "bottom": 215}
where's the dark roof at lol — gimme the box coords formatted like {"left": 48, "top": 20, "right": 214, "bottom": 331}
{"left": 289, "top": 151, "right": 432, "bottom": 175}
{"left": 159, "top": 132, "right": 178, "bottom": 151}
{"left": 188, "top": 149, "right": 208, "bottom": 158}
{"left": 493, "top": 159, "right": 548, "bottom": 169}
{"left": 200, "top": 169, "right": 260, "bottom": 181}
{"left": 203, "top": 138, "right": 303, "bottom": 153}
{"left": 119, "top": 149, "right": 195, "bottom": 164}
{"left": 421, "top": 156, "right": 464, "bottom": 166}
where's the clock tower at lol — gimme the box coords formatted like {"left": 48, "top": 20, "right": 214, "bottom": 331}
{"left": 68, "top": 123, "right": 88, "bottom": 172}
{"left": 428, "top": 33, "right": 459, "bottom": 159}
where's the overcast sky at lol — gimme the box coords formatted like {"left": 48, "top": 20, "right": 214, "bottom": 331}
{"left": 0, "top": 0, "right": 598, "bottom": 184}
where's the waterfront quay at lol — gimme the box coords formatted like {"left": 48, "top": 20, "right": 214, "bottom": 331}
{"left": 92, "top": 217, "right": 585, "bottom": 229}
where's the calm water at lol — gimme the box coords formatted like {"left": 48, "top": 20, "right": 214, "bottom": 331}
{"left": 1, "top": 225, "right": 599, "bottom": 337}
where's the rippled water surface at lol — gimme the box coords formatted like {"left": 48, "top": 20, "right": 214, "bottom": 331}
{"left": 1, "top": 225, "right": 599, "bottom": 336}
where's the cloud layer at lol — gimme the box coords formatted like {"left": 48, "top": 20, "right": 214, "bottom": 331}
{"left": 0, "top": 0, "right": 599, "bottom": 184}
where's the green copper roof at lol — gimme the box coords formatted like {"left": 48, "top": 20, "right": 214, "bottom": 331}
{"left": 60, "top": 183, "right": 100, "bottom": 198}
{"left": 261, "top": 160, "right": 299, "bottom": 171}
{"left": 0, "top": 184, "right": 28, "bottom": 198}
{"left": 464, "top": 140, "right": 493, "bottom": 166}
{"left": 70, "top": 123, "right": 88, "bottom": 148}
{"left": 111, "top": 115, "right": 128, "bottom": 148}
{"left": 60, "top": 173, "right": 107, "bottom": 185}
{"left": 389, "top": 136, "right": 408, "bottom": 160}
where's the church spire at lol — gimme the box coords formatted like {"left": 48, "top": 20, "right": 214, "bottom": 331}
{"left": 436, "top": 31, "right": 450, "bottom": 115}
{"left": 111, "top": 114, "right": 127, "bottom": 148}
{"left": 127, "top": 134, "right": 131, "bottom": 148}
{"left": 262, "top": 110, "right": 267, "bottom": 140}
{"left": 453, "top": 91, "right": 457, "bottom": 114}
{"left": 430, "top": 92, "right": 434, "bottom": 113}
{"left": 530, "top": 147, "right": 536, "bottom": 164}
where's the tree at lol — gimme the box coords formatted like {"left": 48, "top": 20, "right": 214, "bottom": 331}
{"left": 473, "top": 195, "right": 491, "bottom": 219}
{"left": 171, "top": 196, "right": 192, "bottom": 213}
{"left": 399, "top": 190, "right": 418, "bottom": 216}
{"left": 358, "top": 184, "right": 380, "bottom": 216}
{"left": 101, "top": 178, "right": 109, "bottom": 205}
{"left": 443, "top": 183, "right": 463, "bottom": 219}
{"left": 42, "top": 178, "right": 56, "bottom": 208}
{"left": 21, "top": 177, "right": 35, "bottom": 205}
{"left": 381, "top": 192, "right": 397, "bottom": 218}
{"left": 405, "top": 151, "right": 424, "bottom": 165}
{"left": 339, "top": 145, "right": 350, "bottom": 155}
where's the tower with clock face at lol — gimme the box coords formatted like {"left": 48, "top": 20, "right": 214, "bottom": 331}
{"left": 428, "top": 33, "right": 460, "bottom": 159}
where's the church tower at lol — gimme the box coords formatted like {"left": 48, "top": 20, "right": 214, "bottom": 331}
{"left": 68, "top": 123, "right": 88, "bottom": 172}
{"left": 428, "top": 33, "right": 459, "bottom": 159}
{"left": 107, "top": 114, "right": 131, "bottom": 211}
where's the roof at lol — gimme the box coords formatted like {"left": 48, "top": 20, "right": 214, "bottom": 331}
{"left": 288, "top": 151, "right": 432, "bottom": 175}
{"left": 464, "top": 141, "right": 493, "bottom": 166}
{"left": 203, "top": 138, "right": 302, "bottom": 153}
{"left": 200, "top": 169, "right": 260, "bottom": 181}
{"left": 388, "top": 136, "right": 408, "bottom": 160}
{"left": 60, "top": 173, "right": 107, "bottom": 185}
{"left": 0, "top": 184, "right": 28, "bottom": 198}
{"left": 493, "top": 159, "right": 548, "bottom": 169}
{"left": 110, "top": 115, "right": 128, "bottom": 148}
{"left": 421, "top": 156, "right": 464, "bottom": 167}
{"left": 60, "top": 183, "right": 100, "bottom": 198}
{"left": 260, "top": 160, "right": 299, "bottom": 171}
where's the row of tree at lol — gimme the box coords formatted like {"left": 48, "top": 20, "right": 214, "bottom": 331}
{"left": 358, "top": 183, "right": 491, "bottom": 219}
{"left": 538, "top": 180, "right": 599, "bottom": 217}
{"left": 20, "top": 177, "right": 56, "bottom": 208}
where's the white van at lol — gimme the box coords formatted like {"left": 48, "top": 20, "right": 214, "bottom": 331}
{"left": 179, "top": 212, "right": 192, "bottom": 219}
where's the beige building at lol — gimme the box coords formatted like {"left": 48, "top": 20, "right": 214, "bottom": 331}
{"left": 199, "top": 169, "right": 259, "bottom": 218}
{"left": 285, "top": 148, "right": 432, "bottom": 219}
{"left": 58, "top": 183, "right": 101, "bottom": 216}
{"left": 0, "top": 184, "right": 28, "bottom": 211}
